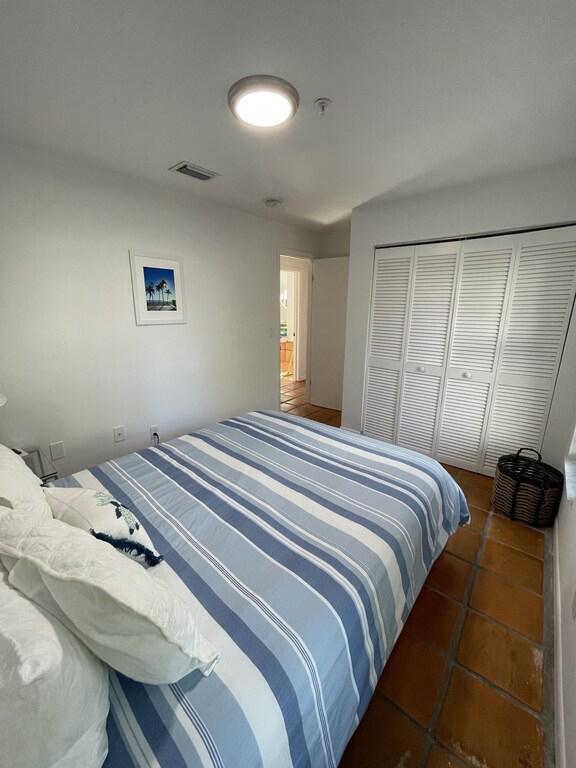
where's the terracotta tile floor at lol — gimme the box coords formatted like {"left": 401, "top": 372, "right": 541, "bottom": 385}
{"left": 280, "top": 379, "right": 342, "bottom": 427}
{"left": 340, "top": 464, "right": 550, "bottom": 768}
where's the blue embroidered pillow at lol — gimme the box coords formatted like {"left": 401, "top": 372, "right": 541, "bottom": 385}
{"left": 43, "top": 487, "right": 163, "bottom": 568}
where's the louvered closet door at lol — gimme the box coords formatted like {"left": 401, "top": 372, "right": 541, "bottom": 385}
{"left": 397, "top": 242, "right": 458, "bottom": 454}
{"left": 482, "top": 226, "right": 576, "bottom": 472}
{"left": 437, "top": 236, "right": 514, "bottom": 470}
{"left": 363, "top": 247, "right": 413, "bottom": 441}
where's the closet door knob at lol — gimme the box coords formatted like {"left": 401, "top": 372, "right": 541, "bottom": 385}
{"left": 416, "top": 366, "right": 426, "bottom": 373}
{"left": 462, "top": 371, "right": 472, "bottom": 379}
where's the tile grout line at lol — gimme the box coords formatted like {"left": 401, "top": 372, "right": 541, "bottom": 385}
{"left": 441, "top": 553, "right": 545, "bottom": 596}
{"left": 446, "top": 500, "right": 551, "bottom": 765}
{"left": 450, "top": 512, "right": 549, "bottom": 715}
{"left": 442, "top": 518, "right": 549, "bottom": 715}
{"left": 422, "top": 496, "right": 549, "bottom": 766}
{"left": 449, "top": 659, "right": 543, "bottom": 717}
{"left": 476, "top": 533, "right": 545, "bottom": 563}
{"left": 420, "top": 505, "right": 490, "bottom": 767}
{"left": 465, "top": 604, "right": 542, "bottom": 646}
{"left": 424, "top": 581, "right": 543, "bottom": 645}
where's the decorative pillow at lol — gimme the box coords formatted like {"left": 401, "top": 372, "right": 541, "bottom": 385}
{"left": 0, "top": 560, "right": 109, "bottom": 768}
{"left": 0, "top": 443, "right": 52, "bottom": 519}
{"left": 44, "top": 487, "right": 163, "bottom": 568}
{"left": 0, "top": 513, "right": 220, "bottom": 685}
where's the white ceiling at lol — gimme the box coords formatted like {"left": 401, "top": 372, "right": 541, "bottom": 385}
{"left": 1, "top": 0, "right": 576, "bottom": 229}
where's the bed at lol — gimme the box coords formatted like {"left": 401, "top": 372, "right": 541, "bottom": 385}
{"left": 54, "top": 410, "right": 468, "bottom": 768}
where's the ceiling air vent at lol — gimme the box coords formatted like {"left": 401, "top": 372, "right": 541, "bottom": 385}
{"left": 169, "top": 162, "right": 220, "bottom": 181}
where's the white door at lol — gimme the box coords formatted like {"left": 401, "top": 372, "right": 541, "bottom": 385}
{"left": 397, "top": 242, "right": 459, "bottom": 454}
{"left": 482, "top": 226, "right": 576, "bottom": 472}
{"left": 285, "top": 270, "right": 298, "bottom": 346}
{"left": 310, "top": 257, "right": 349, "bottom": 410}
{"left": 363, "top": 246, "right": 413, "bottom": 441}
{"left": 437, "top": 235, "right": 515, "bottom": 470}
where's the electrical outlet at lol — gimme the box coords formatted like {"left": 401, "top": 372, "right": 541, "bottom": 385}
{"left": 149, "top": 425, "right": 160, "bottom": 444}
{"left": 49, "top": 441, "right": 66, "bottom": 461}
{"left": 113, "top": 425, "right": 127, "bottom": 443}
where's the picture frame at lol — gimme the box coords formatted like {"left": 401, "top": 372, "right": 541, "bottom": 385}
{"left": 129, "top": 251, "right": 186, "bottom": 326}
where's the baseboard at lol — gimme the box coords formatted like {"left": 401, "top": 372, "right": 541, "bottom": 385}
{"left": 340, "top": 426, "right": 360, "bottom": 434}
{"left": 554, "top": 522, "right": 566, "bottom": 768}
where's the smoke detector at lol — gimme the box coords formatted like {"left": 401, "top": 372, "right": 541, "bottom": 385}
{"left": 263, "top": 198, "right": 283, "bottom": 208}
{"left": 169, "top": 162, "right": 220, "bottom": 181}
{"left": 314, "top": 97, "right": 332, "bottom": 115}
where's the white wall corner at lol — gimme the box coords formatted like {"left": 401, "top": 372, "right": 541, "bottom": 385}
{"left": 316, "top": 220, "right": 351, "bottom": 260}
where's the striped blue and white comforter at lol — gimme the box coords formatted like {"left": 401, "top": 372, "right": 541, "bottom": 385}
{"left": 55, "top": 411, "right": 468, "bottom": 768}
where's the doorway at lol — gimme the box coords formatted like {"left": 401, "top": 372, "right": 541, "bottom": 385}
{"left": 279, "top": 253, "right": 344, "bottom": 428}
{"left": 280, "top": 268, "right": 297, "bottom": 379}
{"left": 279, "top": 254, "right": 311, "bottom": 399}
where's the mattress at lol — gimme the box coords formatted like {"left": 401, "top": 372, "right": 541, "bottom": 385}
{"left": 54, "top": 410, "right": 468, "bottom": 768}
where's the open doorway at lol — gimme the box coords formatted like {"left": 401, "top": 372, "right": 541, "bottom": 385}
{"left": 279, "top": 253, "right": 344, "bottom": 428}
{"left": 279, "top": 254, "right": 311, "bottom": 402}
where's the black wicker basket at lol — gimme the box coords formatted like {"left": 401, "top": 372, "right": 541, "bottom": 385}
{"left": 491, "top": 448, "right": 564, "bottom": 527}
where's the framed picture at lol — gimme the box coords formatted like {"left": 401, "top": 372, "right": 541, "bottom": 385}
{"left": 129, "top": 252, "right": 186, "bottom": 325}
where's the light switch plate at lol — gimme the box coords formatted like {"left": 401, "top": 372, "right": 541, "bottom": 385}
{"left": 49, "top": 441, "right": 66, "bottom": 461}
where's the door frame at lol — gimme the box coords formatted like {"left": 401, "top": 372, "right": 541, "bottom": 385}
{"left": 279, "top": 250, "right": 313, "bottom": 402}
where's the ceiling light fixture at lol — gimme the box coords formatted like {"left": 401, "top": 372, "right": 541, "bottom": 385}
{"left": 228, "top": 75, "right": 299, "bottom": 128}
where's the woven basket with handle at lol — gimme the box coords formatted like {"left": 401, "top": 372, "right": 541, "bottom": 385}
{"left": 491, "top": 448, "right": 564, "bottom": 527}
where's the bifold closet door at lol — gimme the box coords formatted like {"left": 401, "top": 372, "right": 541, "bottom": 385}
{"left": 436, "top": 236, "right": 514, "bottom": 470}
{"left": 363, "top": 247, "right": 412, "bottom": 441}
{"left": 482, "top": 226, "right": 576, "bottom": 472}
{"left": 363, "top": 225, "right": 576, "bottom": 475}
{"left": 396, "top": 242, "right": 458, "bottom": 454}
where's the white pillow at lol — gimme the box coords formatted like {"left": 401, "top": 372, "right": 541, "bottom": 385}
{"left": 44, "top": 486, "right": 163, "bottom": 568}
{"left": 0, "top": 560, "right": 109, "bottom": 768}
{"left": 0, "top": 443, "right": 52, "bottom": 519}
{"left": 0, "top": 513, "right": 220, "bottom": 685}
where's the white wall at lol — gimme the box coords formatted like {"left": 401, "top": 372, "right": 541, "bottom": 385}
{"left": 543, "top": 310, "right": 576, "bottom": 471}
{"left": 310, "top": 257, "right": 349, "bottom": 410}
{"left": 554, "top": 486, "right": 576, "bottom": 768}
{"left": 316, "top": 220, "right": 351, "bottom": 259}
{"left": 547, "top": 301, "right": 576, "bottom": 768}
{"left": 0, "top": 139, "right": 315, "bottom": 475}
{"left": 341, "top": 158, "right": 576, "bottom": 767}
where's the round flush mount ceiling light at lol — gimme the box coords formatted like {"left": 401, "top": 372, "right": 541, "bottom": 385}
{"left": 228, "top": 75, "right": 299, "bottom": 127}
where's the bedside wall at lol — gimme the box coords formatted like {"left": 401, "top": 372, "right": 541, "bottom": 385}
{"left": 0, "top": 138, "right": 316, "bottom": 475}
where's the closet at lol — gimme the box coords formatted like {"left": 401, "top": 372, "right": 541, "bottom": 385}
{"left": 362, "top": 225, "right": 576, "bottom": 475}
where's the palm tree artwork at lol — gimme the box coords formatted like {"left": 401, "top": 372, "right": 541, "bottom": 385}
{"left": 143, "top": 266, "right": 177, "bottom": 312}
